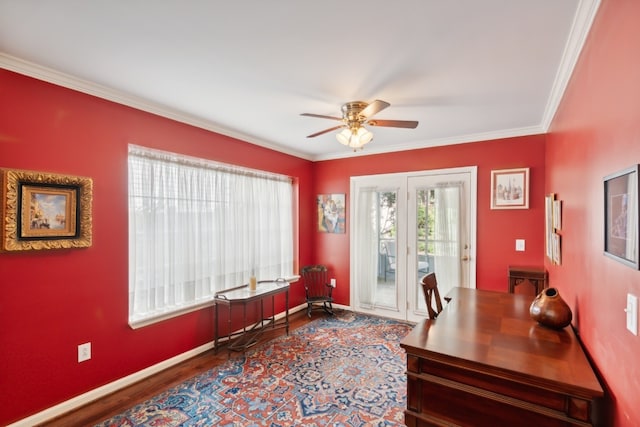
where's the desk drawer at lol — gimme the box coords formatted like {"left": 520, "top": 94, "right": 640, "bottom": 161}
{"left": 406, "top": 373, "right": 594, "bottom": 427}
{"left": 406, "top": 354, "right": 597, "bottom": 425}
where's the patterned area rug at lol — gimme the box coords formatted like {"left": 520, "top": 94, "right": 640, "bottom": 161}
{"left": 97, "top": 311, "right": 414, "bottom": 427}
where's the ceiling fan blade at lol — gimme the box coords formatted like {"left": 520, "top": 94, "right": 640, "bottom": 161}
{"left": 307, "top": 125, "right": 344, "bottom": 138}
{"left": 367, "top": 119, "right": 419, "bottom": 129}
{"left": 301, "top": 113, "right": 343, "bottom": 121}
{"left": 360, "top": 99, "right": 390, "bottom": 118}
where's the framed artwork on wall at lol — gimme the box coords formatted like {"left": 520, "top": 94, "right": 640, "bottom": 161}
{"left": 490, "top": 168, "right": 529, "bottom": 209}
{"left": 1, "top": 168, "right": 93, "bottom": 251}
{"left": 552, "top": 232, "right": 562, "bottom": 265}
{"left": 553, "top": 199, "right": 562, "bottom": 231}
{"left": 604, "top": 165, "right": 639, "bottom": 269}
{"left": 545, "top": 193, "right": 555, "bottom": 262}
{"left": 317, "top": 193, "right": 345, "bottom": 233}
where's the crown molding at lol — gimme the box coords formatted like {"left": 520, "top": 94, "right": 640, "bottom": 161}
{"left": 541, "top": 0, "right": 601, "bottom": 130}
{"left": 1, "top": 0, "right": 599, "bottom": 164}
{"left": 312, "top": 125, "right": 545, "bottom": 161}
{"left": 0, "top": 53, "right": 313, "bottom": 161}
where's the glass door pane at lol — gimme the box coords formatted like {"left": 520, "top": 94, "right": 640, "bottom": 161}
{"left": 376, "top": 191, "right": 397, "bottom": 309}
{"left": 414, "top": 187, "right": 434, "bottom": 313}
{"left": 351, "top": 174, "right": 405, "bottom": 319}
{"left": 407, "top": 171, "right": 474, "bottom": 323}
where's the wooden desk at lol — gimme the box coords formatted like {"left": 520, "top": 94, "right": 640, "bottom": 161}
{"left": 214, "top": 279, "right": 289, "bottom": 354}
{"left": 400, "top": 287, "right": 604, "bottom": 427}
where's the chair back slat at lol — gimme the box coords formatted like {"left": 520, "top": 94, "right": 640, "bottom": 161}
{"left": 300, "top": 264, "right": 334, "bottom": 317}
{"left": 301, "top": 264, "right": 329, "bottom": 299}
{"left": 421, "top": 272, "right": 444, "bottom": 319}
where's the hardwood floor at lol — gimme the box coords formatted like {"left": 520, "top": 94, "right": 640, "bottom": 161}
{"left": 41, "top": 309, "right": 328, "bottom": 427}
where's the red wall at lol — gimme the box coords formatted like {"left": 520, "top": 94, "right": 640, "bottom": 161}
{"left": 546, "top": 0, "right": 640, "bottom": 425}
{"left": 0, "top": 67, "right": 547, "bottom": 423}
{"left": 313, "top": 134, "right": 547, "bottom": 303}
{"left": 0, "top": 69, "right": 314, "bottom": 425}
{"left": 3, "top": 1, "right": 633, "bottom": 423}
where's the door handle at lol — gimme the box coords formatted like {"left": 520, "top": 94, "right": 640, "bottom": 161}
{"left": 461, "top": 256, "right": 469, "bottom": 261}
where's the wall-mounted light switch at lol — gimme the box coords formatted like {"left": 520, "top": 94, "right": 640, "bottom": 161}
{"left": 626, "top": 294, "right": 638, "bottom": 336}
{"left": 515, "top": 239, "right": 525, "bottom": 252}
{"left": 330, "top": 278, "right": 336, "bottom": 288}
{"left": 78, "top": 342, "right": 91, "bottom": 362}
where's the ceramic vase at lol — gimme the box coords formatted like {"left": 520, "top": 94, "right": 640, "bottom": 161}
{"left": 529, "top": 287, "right": 572, "bottom": 329}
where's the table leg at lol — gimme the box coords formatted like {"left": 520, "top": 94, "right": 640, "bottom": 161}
{"left": 243, "top": 303, "right": 247, "bottom": 334}
{"left": 227, "top": 304, "right": 232, "bottom": 357}
{"left": 270, "top": 295, "right": 274, "bottom": 328}
{"left": 214, "top": 303, "right": 219, "bottom": 354}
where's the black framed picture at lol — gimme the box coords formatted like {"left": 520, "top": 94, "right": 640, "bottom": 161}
{"left": 604, "top": 165, "right": 639, "bottom": 269}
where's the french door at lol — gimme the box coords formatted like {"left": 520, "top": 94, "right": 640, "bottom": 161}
{"left": 350, "top": 167, "right": 477, "bottom": 322}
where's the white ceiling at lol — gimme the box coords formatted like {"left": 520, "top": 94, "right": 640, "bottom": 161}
{"left": 0, "top": 1, "right": 600, "bottom": 161}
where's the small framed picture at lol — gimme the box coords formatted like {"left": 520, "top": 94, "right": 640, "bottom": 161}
{"left": 490, "top": 168, "right": 530, "bottom": 209}
{"left": 545, "top": 193, "right": 555, "bottom": 261}
{"left": 604, "top": 165, "right": 639, "bottom": 269}
{"left": 20, "top": 184, "right": 79, "bottom": 239}
{"left": 317, "top": 193, "right": 345, "bottom": 233}
{"left": 553, "top": 199, "right": 562, "bottom": 231}
{"left": 552, "top": 232, "right": 562, "bottom": 265}
{"left": 1, "top": 168, "right": 93, "bottom": 251}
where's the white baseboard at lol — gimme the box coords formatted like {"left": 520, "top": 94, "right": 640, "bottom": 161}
{"left": 9, "top": 303, "right": 315, "bottom": 427}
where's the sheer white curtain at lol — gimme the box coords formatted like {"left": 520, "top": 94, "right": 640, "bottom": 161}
{"left": 432, "top": 182, "right": 464, "bottom": 297}
{"left": 128, "top": 145, "right": 294, "bottom": 326}
{"left": 354, "top": 187, "right": 379, "bottom": 308}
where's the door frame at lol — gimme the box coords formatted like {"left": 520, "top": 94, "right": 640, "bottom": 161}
{"left": 349, "top": 166, "right": 477, "bottom": 321}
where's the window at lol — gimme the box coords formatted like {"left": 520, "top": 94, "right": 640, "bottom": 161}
{"left": 128, "top": 145, "right": 294, "bottom": 327}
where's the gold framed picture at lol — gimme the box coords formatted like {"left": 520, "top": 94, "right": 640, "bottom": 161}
{"left": 1, "top": 168, "right": 93, "bottom": 251}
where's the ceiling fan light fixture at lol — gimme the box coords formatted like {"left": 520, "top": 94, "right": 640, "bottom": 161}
{"left": 336, "top": 126, "right": 374, "bottom": 151}
{"left": 357, "top": 127, "right": 374, "bottom": 144}
{"left": 336, "top": 128, "right": 352, "bottom": 146}
{"left": 304, "top": 99, "right": 415, "bottom": 151}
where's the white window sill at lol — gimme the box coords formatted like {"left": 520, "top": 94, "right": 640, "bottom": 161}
{"left": 129, "top": 275, "right": 300, "bottom": 329}
{"left": 129, "top": 300, "right": 215, "bottom": 329}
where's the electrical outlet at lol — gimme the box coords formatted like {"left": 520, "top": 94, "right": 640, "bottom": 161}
{"left": 330, "top": 278, "right": 336, "bottom": 287}
{"left": 78, "top": 342, "right": 91, "bottom": 363}
{"left": 515, "top": 239, "right": 525, "bottom": 252}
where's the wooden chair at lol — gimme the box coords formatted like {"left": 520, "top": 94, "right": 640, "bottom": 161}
{"left": 420, "top": 272, "right": 445, "bottom": 319}
{"left": 300, "top": 264, "right": 334, "bottom": 318}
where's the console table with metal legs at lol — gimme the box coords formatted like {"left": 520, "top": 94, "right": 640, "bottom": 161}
{"left": 214, "top": 279, "right": 289, "bottom": 354}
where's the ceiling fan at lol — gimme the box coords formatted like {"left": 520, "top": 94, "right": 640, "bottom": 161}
{"left": 301, "top": 100, "right": 419, "bottom": 151}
